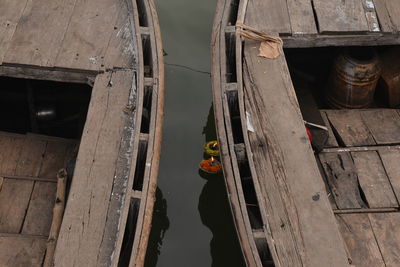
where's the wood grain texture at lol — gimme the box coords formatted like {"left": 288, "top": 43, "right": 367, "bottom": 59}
{"left": 3, "top": 0, "right": 77, "bottom": 67}
{"left": 373, "top": 0, "right": 397, "bottom": 32}
{"left": 54, "top": 0, "right": 120, "bottom": 71}
{"left": 361, "top": 109, "right": 400, "bottom": 145}
{"left": 320, "top": 111, "right": 339, "bottom": 148}
{"left": 287, "top": 0, "right": 317, "bottom": 35}
{"left": 243, "top": 39, "right": 349, "bottom": 266}
{"left": 319, "top": 152, "right": 367, "bottom": 209}
{"left": 326, "top": 110, "right": 376, "bottom": 147}
{"left": 54, "top": 70, "right": 133, "bottom": 267}
{"left": 352, "top": 151, "right": 398, "bottom": 208}
{"left": 384, "top": 0, "right": 400, "bottom": 31}
{"left": 369, "top": 213, "right": 400, "bottom": 266}
{"left": 313, "top": 0, "right": 369, "bottom": 33}
{"left": 0, "top": 0, "right": 29, "bottom": 64}
{"left": 0, "top": 236, "right": 47, "bottom": 267}
{"left": 379, "top": 148, "right": 400, "bottom": 202}
{"left": 245, "top": 0, "right": 291, "bottom": 34}
{"left": 336, "top": 214, "right": 385, "bottom": 267}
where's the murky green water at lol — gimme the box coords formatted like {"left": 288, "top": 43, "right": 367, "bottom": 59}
{"left": 144, "top": 0, "right": 245, "bottom": 266}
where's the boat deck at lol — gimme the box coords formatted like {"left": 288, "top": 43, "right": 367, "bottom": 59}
{"left": 213, "top": 0, "right": 400, "bottom": 266}
{"left": 252, "top": 0, "right": 400, "bottom": 48}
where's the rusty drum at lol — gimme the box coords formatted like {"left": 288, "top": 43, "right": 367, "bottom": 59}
{"left": 326, "top": 47, "right": 381, "bottom": 109}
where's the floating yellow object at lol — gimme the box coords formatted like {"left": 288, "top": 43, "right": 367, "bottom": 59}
{"left": 204, "top": 141, "right": 220, "bottom": 156}
{"left": 199, "top": 157, "right": 222, "bottom": 174}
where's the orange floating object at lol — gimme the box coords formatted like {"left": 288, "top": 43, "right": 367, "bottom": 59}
{"left": 199, "top": 157, "right": 222, "bottom": 174}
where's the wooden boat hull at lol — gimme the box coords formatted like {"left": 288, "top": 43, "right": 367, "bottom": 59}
{"left": 0, "top": 0, "right": 164, "bottom": 266}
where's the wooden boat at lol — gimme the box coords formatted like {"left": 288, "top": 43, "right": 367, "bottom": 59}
{"left": 212, "top": 0, "right": 400, "bottom": 266}
{"left": 0, "top": 0, "right": 163, "bottom": 266}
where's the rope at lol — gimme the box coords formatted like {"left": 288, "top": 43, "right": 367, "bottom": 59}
{"left": 235, "top": 21, "right": 283, "bottom": 59}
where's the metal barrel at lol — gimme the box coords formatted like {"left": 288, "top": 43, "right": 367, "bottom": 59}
{"left": 326, "top": 47, "right": 381, "bottom": 109}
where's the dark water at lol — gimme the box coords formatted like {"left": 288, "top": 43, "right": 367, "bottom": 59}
{"left": 144, "top": 0, "right": 246, "bottom": 266}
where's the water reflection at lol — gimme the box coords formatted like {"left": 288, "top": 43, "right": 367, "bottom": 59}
{"left": 197, "top": 105, "right": 246, "bottom": 267}
{"left": 144, "top": 188, "right": 170, "bottom": 267}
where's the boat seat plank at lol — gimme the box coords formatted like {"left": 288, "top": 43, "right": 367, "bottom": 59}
{"left": 0, "top": 135, "right": 24, "bottom": 175}
{"left": 325, "top": 110, "right": 376, "bottom": 147}
{"left": 0, "top": 236, "right": 47, "bottom": 267}
{"left": 0, "top": 0, "right": 29, "bottom": 64}
{"left": 3, "top": 0, "right": 77, "bottom": 67}
{"left": 313, "top": 0, "right": 369, "bottom": 33}
{"left": 361, "top": 109, "right": 400, "bottom": 145}
{"left": 54, "top": 70, "right": 134, "bottom": 267}
{"left": 369, "top": 213, "right": 400, "bottom": 266}
{"left": 244, "top": 0, "right": 291, "bottom": 35}
{"left": 336, "top": 214, "right": 385, "bottom": 267}
{"left": 379, "top": 149, "right": 400, "bottom": 202}
{"left": 319, "top": 152, "right": 367, "bottom": 209}
{"left": 352, "top": 151, "right": 398, "bottom": 208}
{"left": 54, "top": 0, "right": 121, "bottom": 71}
{"left": 21, "top": 181, "right": 57, "bottom": 236}
{"left": 243, "top": 39, "right": 349, "bottom": 266}
{"left": 384, "top": 0, "right": 400, "bottom": 31}
{"left": 286, "top": 0, "right": 317, "bottom": 35}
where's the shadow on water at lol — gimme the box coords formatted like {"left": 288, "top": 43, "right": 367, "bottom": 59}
{"left": 197, "top": 105, "right": 246, "bottom": 267}
{"left": 144, "top": 188, "right": 170, "bottom": 267}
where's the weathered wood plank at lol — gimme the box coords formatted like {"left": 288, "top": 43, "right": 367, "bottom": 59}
{"left": 0, "top": 135, "right": 24, "bottom": 176}
{"left": 21, "top": 181, "right": 57, "bottom": 236}
{"left": 244, "top": 0, "right": 291, "bottom": 35}
{"left": 373, "top": 0, "right": 397, "bottom": 32}
{"left": 0, "top": 0, "right": 29, "bottom": 64}
{"left": 3, "top": 0, "right": 77, "bottom": 67}
{"left": 336, "top": 214, "right": 385, "bottom": 267}
{"left": 103, "top": 0, "right": 135, "bottom": 69}
{"left": 54, "top": 70, "right": 133, "bottom": 267}
{"left": 325, "top": 110, "right": 376, "bottom": 147}
{"left": 363, "top": 0, "right": 381, "bottom": 32}
{"left": 320, "top": 111, "right": 339, "bottom": 148}
{"left": 319, "top": 152, "right": 366, "bottom": 209}
{"left": 243, "top": 40, "right": 349, "bottom": 266}
{"left": 379, "top": 148, "right": 400, "bottom": 202}
{"left": 38, "top": 141, "right": 71, "bottom": 179}
{"left": 313, "top": 0, "right": 369, "bottom": 33}
{"left": 384, "top": 0, "right": 400, "bottom": 31}
{"left": 361, "top": 109, "right": 400, "bottom": 145}
{"left": 369, "top": 213, "right": 400, "bottom": 266}
{"left": 0, "top": 236, "right": 47, "bottom": 267}
{"left": 55, "top": 0, "right": 120, "bottom": 71}
{"left": 286, "top": 0, "right": 317, "bottom": 35}
{"left": 352, "top": 151, "right": 398, "bottom": 208}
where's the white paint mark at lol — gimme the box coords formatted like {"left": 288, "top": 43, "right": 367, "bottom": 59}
{"left": 246, "top": 111, "right": 255, "bottom": 133}
{"left": 146, "top": 162, "right": 151, "bottom": 167}
{"left": 89, "top": 57, "right": 97, "bottom": 65}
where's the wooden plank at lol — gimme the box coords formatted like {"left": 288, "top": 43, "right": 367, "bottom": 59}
{"left": 38, "top": 141, "right": 71, "bottom": 179}
{"left": 336, "top": 214, "right": 385, "bottom": 266}
{"left": 363, "top": 0, "right": 381, "bottom": 32}
{"left": 0, "top": 135, "right": 24, "bottom": 175}
{"left": 243, "top": 40, "right": 349, "bottom": 266}
{"left": 369, "top": 213, "right": 400, "bottom": 266}
{"left": 0, "top": 0, "right": 29, "bottom": 64}
{"left": 384, "top": 0, "right": 400, "bottom": 31}
{"left": 319, "top": 152, "right": 366, "bottom": 209}
{"left": 313, "top": 0, "right": 369, "bottom": 33}
{"left": 0, "top": 179, "right": 35, "bottom": 233}
{"left": 286, "top": 0, "right": 317, "bottom": 35}
{"left": 55, "top": 0, "right": 120, "bottom": 71}
{"left": 0, "top": 136, "right": 47, "bottom": 233}
{"left": 373, "top": 0, "right": 397, "bottom": 32}
{"left": 379, "top": 148, "right": 400, "bottom": 202}
{"left": 361, "top": 109, "right": 400, "bottom": 145}
{"left": 103, "top": 0, "right": 135, "bottom": 69}
{"left": 0, "top": 236, "right": 47, "bottom": 267}
{"left": 3, "top": 0, "right": 77, "bottom": 67}
{"left": 325, "top": 110, "right": 376, "bottom": 147}
{"left": 244, "top": 0, "right": 291, "bottom": 35}
{"left": 21, "top": 181, "right": 56, "bottom": 236}
{"left": 320, "top": 111, "right": 339, "bottom": 147}
{"left": 352, "top": 151, "right": 398, "bottom": 208}
{"left": 54, "top": 70, "right": 133, "bottom": 267}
